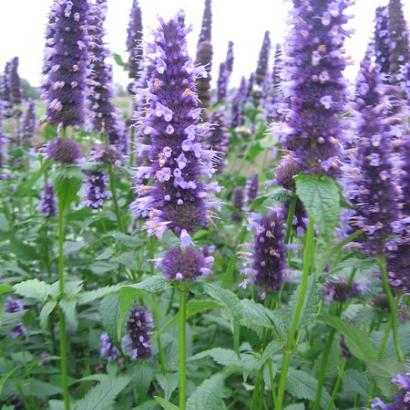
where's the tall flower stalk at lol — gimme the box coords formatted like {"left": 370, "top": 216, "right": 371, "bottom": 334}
{"left": 43, "top": 1, "right": 88, "bottom": 408}
{"left": 131, "top": 17, "right": 217, "bottom": 408}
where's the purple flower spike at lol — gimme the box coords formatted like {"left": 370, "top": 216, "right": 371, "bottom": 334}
{"left": 9, "top": 57, "right": 22, "bottom": 105}
{"left": 255, "top": 31, "right": 271, "bottom": 86}
{"left": 45, "top": 0, "right": 89, "bottom": 127}
{"left": 100, "top": 332, "right": 120, "bottom": 362}
{"left": 267, "top": 43, "right": 284, "bottom": 121}
{"left": 323, "top": 277, "right": 365, "bottom": 304}
{"left": 82, "top": 171, "right": 111, "bottom": 210}
{"left": 231, "top": 186, "right": 245, "bottom": 223}
{"left": 275, "top": 154, "right": 301, "bottom": 190}
{"left": 127, "top": 0, "right": 143, "bottom": 85}
{"left": 1, "top": 62, "right": 12, "bottom": 104}
{"left": 0, "top": 105, "right": 7, "bottom": 170}
{"left": 46, "top": 137, "right": 83, "bottom": 164}
{"left": 38, "top": 181, "right": 57, "bottom": 218}
{"left": 283, "top": 0, "right": 350, "bottom": 177}
{"left": 247, "top": 174, "right": 259, "bottom": 205}
{"left": 231, "top": 77, "right": 247, "bottom": 128}
{"left": 243, "top": 209, "right": 286, "bottom": 292}
{"left": 387, "top": 0, "right": 410, "bottom": 86}
{"left": 374, "top": 7, "right": 390, "bottom": 76}
{"left": 207, "top": 110, "right": 229, "bottom": 173}
{"left": 22, "top": 101, "right": 36, "bottom": 146}
{"left": 161, "top": 245, "right": 214, "bottom": 281}
{"left": 131, "top": 17, "right": 218, "bottom": 237}
{"left": 345, "top": 65, "right": 399, "bottom": 256}
{"left": 195, "top": 41, "right": 213, "bottom": 109}
{"left": 87, "top": 1, "right": 128, "bottom": 153}
{"left": 121, "top": 307, "right": 153, "bottom": 360}
{"left": 225, "top": 41, "right": 234, "bottom": 74}
{"left": 372, "top": 372, "right": 410, "bottom": 409}
{"left": 216, "top": 62, "right": 229, "bottom": 103}
{"left": 4, "top": 297, "right": 27, "bottom": 339}
{"left": 197, "top": 0, "right": 212, "bottom": 45}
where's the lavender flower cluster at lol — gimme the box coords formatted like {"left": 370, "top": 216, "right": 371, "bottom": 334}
{"left": 372, "top": 372, "right": 410, "bottom": 409}
{"left": 4, "top": 297, "right": 27, "bottom": 338}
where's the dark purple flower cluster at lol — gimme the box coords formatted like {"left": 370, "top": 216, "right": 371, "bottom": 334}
{"left": 246, "top": 174, "right": 259, "bottom": 205}
{"left": 231, "top": 186, "right": 245, "bottom": 223}
{"left": 323, "top": 277, "right": 365, "bottom": 304}
{"left": 121, "top": 307, "right": 153, "bottom": 360}
{"left": 4, "top": 297, "right": 27, "bottom": 339}
{"left": 131, "top": 17, "right": 218, "bottom": 238}
{"left": 267, "top": 44, "right": 284, "bottom": 121}
{"left": 46, "top": 137, "right": 83, "bottom": 164}
{"left": 275, "top": 154, "right": 301, "bottom": 190}
{"left": 372, "top": 372, "right": 410, "bottom": 409}
{"left": 195, "top": 41, "right": 213, "bottom": 109}
{"left": 225, "top": 41, "right": 234, "bottom": 74}
{"left": 216, "top": 62, "right": 229, "bottom": 103}
{"left": 231, "top": 77, "right": 247, "bottom": 128}
{"left": 126, "top": 0, "right": 143, "bottom": 86}
{"left": 22, "top": 101, "right": 36, "bottom": 146}
{"left": 207, "top": 110, "right": 229, "bottom": 173}
{"left": 82, "top": 171, "right": 111, "bottom": 209}
{"left": 161, "top": 243, "right": 214, "bottom": 281}
{"left": 87, "top": 1, "right": 127, "bottom": 153}
{"left": 283, "top": 0, "right": 350, "bottom": 177}
{"left": 100, "top": 332, "right": 120, "bottom": 361}
{"left": 255, "top": 31, "right": 271, "bottom": 86}
{"left": 9, "top": 57, "right": 22, "bottom": 106}
{"left": 45, "top": 0, "right": 89, "bottom": 127}
{"left": 38, "top": 181, "right": 57, "bottom": 217}
{"left": 242, "top": 209, "right": 286, "bottom": 292}
{"left": 345, "top": 65, "right": 400, "bottom": 256}
{"left": 0, "top": 104, "right": 7, "bottom": 170}
{"left": 1, "top": 62, "right": 12, "bottom": 105}
{"left": 197, "top": 0, "right": 212, "bottom": 45}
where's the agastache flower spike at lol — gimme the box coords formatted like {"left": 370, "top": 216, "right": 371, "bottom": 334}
{"left": 9, "top": 57, "right": 22, "bottom": 106}
{"left": 121, "top": 306, "right": 153, "bottom": 360}
{"left": 126, "top": 0, "right": 143, "bottom": 88}
{"left": 283, "top": 0, "right": 350, "bottom": 177}
{"left": 374, "top": 7, "right": 390, "bottom": 76}
{"left": 231, "top": 77, "right": 247, "bottom": 128}
{"left": 22, "top": 100, "right": 36, "bottom": 146}
{"left": 131, "top": 17, "right": 218, "bottom": 237}
{"left": 346, "top": 65, "right": 399, "bottom": 256}
{"left": 255, "top": 31, "right": 271, "bottom": 86}
{"left": 45, "top": 0, "right": 89, "bottom": 127}
{"left": 82, "top": 171, "right": 111, "bottom": 210}
{"left": 1, "top": 62, "right": 12, "bottom": 105}
{"left": 197, "top": 0, "right": 212, "bottom": 45}
{"left": 247, "top": 174, "right": 259, "bottom": 206}
{"left": 267, "top": 43, "right": 284, "bottom": 121}
{"left": 225, "top": 41, "right": 234, "bottom": 74}
{"left": 4, "top": 297, "right": 27, "bottom": 339}
{"left": 207, "top": 110, "right": 229, "bottom": 173}
{"left": 242, "top": 209, "right": 286, "bottom": 293}
{"left": 323, "top": 277, "right": 365, "bottom": 304}
{"left": 371, "top": 372, "right": 410, "bottom": 409}
{"left": 100, "top": 332, "right": 120, "bottom": 361}
{"left": 387, "top": 0, "right": 410, "bottom": 87}
{"left": 216, "top": 62, "right": 229, "bottom": 103}
{"left": 46, "top": 137, "right": 83, "bottom": 164}
{"left": 87, "top": 1, "right": 128, "bottom": 153}
{"left": 38, "top": 181, "right": 57, "bottom": 218}
{"left": 231, "top": 186, "right": 245, "bottom": 223}
{"left": 0, "top": 104, "right": 7, "bottom": 171}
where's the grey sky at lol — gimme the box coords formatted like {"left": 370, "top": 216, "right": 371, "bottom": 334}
{"left": 0, "top": 0, "right": 409, "bottom": 89}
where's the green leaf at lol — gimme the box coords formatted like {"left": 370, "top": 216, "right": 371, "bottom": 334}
{"left": 190, "top": 348, "right": 259, "bottom": 372}
{"left": 155, "top": 373, "right": 178, "bottom": 400}
{"left": 154, "top": 397, "right": 179, "bottom": 410}
{"left": 60, "top": 299, "right": 78, "bottom": 330}
{"left": 116, "top": 288, "right": 137, "bottom": 341}
{"left": 53, "top": 165, "right": 83, "bottom": 212}
{"left": 295, "top": 174, "right": 340, "bottom": 237}
{"left": 40, "top": 300, "right": 57, "bottom": 330}
{"left": 248, "top": 196, "right": 268, "bottom": 211}
{"left": 186, "top": 373, "right": 227, "bottom": 410}
{"left": 287, "top": 369, "right": 334, "bottom": 410}
{"left": 75, "top": 376, "right": 130, "bottom": 410}
{"left": 78, "top": 285, "right": 122, "bottom": 305}
{"left": 13, "top": 279, "right": 51, "bottom": 301}
{"left": 113, "top": 53, "right": 125, "bottom": 67}
{"left": 367, "top": 359, "right": 404, "bottom": 397}
{"left": 203, "top": 283, "right": 242, "bottom": 353}
{"left": 126, "top": 276, "right": 171, "bottom": 294}
{"left": 0, "top": 284, "right": 12, "bottom": 296}
{"left": 342, "top": 369, "right": 369, "bottom": 400}
{"left": 284, "top": 405, "right": 305, "bottom": 410}
{"left": 0, "top": 367, "right": 18, "bottom": 398}
{"left": 319, "top": 316, "right": 378, "bottom": 362}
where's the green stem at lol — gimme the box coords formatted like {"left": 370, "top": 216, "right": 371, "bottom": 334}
{"left": 326, "top": 359, "right": 346, "bottom": 410}
{"left": 284, "top": 194, "right": 297, "bottom": 244}
{"left": 268, "top": 359, "right": 277, "bottom": 407}
{"left": 57, "top": 201, "right": 70, "bottom": 410}
{"left": 152, "top": 295, "right": 166, "bottom": 373}
{"left": 107, "top": 162, "right": 125, "bottom": 233}
{"left": 377, "top": 256, "right": 404, "bottom": 363}
{"left": 178, "top": 286, "right": 187, "bottom": 410}
{"left": 275, "top": 217, "right": 315, "bottom": 410}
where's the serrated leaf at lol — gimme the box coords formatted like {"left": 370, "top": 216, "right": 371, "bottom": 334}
{"left": 296, "top": 174, "right": 340, "bottom": 237}
{"left": 78, "top": 285, "right": 122, "bottom": 305}
{"left": 203, "top": 283, "right": 242, "bottom": 353}
{"left": 156, "top": 374, "right": 178, "bottom": 400}
{"left": 319, "top": 316, "right": 378, "bottom": 362}
{"left": 154, "top": 397, "right": 179, "bottom": 410}
{"left": 190, "top": 348, "right": 259, "bottom": 372}
{"left": 99, "top": 294, "right": 121, "bottom": 344}
{"left": 249, "top": 196, "right": 268, "bottom": 211}
{"left": 187, "top": 373, "right": 226, "bottom": 410}
{"left": 287, "top": 369, "right": 334, "bottom": 410}
{"left": 126, "top": 276, "right": 171, "bottom": 294}
{"left": 40, "top": 300, "right": 57, "bottom": 330}
{"left": 13, "top": 279, "right": 51, "bottom": 301}
{"left": 342, "top": 369, "right": 369, "bottom": 400}
{"left": 0, "top": 367, "right": 18, "bottom": 398}
{"left": 75, "top": 376, "right": 130, "bottom": 410}
{"left": 285, "top": 405, "right": 305, "bottom": 410}
{"left": 60, "top": 299, "right": 78, "bottom": 330}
